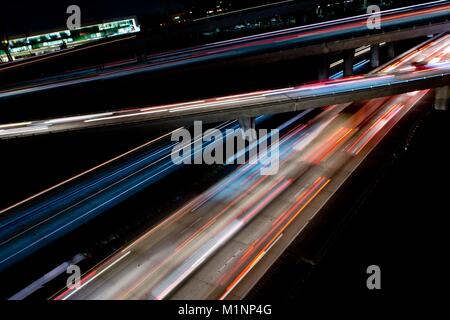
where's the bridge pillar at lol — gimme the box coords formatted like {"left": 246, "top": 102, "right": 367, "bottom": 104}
{"left": 387, "top": 42, "right": 395, "bottom": 59}
{"left": 343, "top": 49, "right": 355, "bottom": 77}
{"left": 435, "top": 86, "right": 449, "bottom": 111}
{"left": 318, "top": 55, "right": 330, "bottom": 80}
{"left": 371, "top": 44, "right": 380, "bottom": 68}
{"left": 5, "top": 50, "right": 12, "bottom": 62}
{"left": 0, "top": 42, "right": 13, "bottom": 62}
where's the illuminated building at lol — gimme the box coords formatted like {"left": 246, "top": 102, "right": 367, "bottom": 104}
{"left": 0, "top": 17, "right": 140, "bottom": 62}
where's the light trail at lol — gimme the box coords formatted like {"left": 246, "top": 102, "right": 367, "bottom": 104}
{"left": 53, "top": 32, "right": 450, "bottom": 301}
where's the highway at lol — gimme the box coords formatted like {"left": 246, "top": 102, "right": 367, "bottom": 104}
{"left": 1, "top": 34, "right": 450, "bottom": 140}
{"left": 52, "top": 32, "right": 449, "bottom": 300}
{"left": 0, "top": 119, "right": 268, "bottom": 272}
{"left": 1, "top": 51, "right": 369, "bottom": 298}
{"left": 0, "top": 1, "right": 448, "bottom": 102}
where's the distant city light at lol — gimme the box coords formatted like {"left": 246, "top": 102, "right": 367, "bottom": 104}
{"left": 0, "top": 18, "right": 140, "bottom": 62}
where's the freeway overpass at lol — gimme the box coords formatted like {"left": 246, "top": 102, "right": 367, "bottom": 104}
{"left": 3, "top": 1, "right": 449, "bottom": 85}
{"left": 2, "top": 29, "right": 448, "bottom": 300}
{"left": 0, "top": 1, "right": 448, "bottom": 123}
{"left": 2, "top": 1, "right": 445, "bottom": 83}
{"left": 1, "top": 34, "right": 449, "bottom": 140}
{"left": 54, "top": 30, "right": 448, "bottom": 300}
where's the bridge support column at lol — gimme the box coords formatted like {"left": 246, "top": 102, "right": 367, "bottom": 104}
{"left": 0, "top": 43, "right": 13, "bottom": 62}
{"left": 387, "top": 42, "right": 395, "bottom": 59}
{"left": 371, "top": 44, "right": 380, "bottom": 68}
{"left": 435, "top": 86, "right": 449, "bottom": 111}
{"left": 6, "top": 50, "right": 13, "bottom": 62}
{"left": 344, "top": 49, "right": 355, "bottom": 77}
{"left": 318, "top": 55, "right": 330, "bottom": 80}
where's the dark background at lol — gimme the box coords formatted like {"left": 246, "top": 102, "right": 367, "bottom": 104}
{"left": 0, "top": 1, "right": 182, "bottom": 35}
{"left": 1, "top": 0, "right": 282, "bottom": 36}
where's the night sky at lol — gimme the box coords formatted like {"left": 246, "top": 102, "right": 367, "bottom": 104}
{"left": 0, "top": 0, "right": 185, "bottom": 35}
